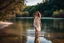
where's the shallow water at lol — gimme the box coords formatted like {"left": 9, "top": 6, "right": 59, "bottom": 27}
{"left": 0, "top": 18, "right": 64, "bottom": 43}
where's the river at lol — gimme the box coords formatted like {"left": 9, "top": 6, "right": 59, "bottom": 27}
{"left": 0, "top": 17, "right": 64, "bottom": 43}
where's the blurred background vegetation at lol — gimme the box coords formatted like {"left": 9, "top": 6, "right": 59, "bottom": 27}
{"left": 0, "top": 0, "right": 26, "bottom": 20}
{"left": 22, "top": 0, "right": 64, "bottom": 17}
{"left": 0, "top": 0, "right": 64, "bottom": 20}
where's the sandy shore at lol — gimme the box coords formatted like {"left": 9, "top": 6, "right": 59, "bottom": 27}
{"left": 0, "top": 21, "right": 13, "bottom": 29}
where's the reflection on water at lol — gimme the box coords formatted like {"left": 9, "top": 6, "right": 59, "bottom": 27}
{"left": 0, "top": 18, "right": 64, "bottom": 43}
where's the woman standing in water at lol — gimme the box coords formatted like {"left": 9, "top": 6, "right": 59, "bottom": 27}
{"left": 34, "top": 11, "right": 41, "bottom": 32}
{"left": 34, "top": 11, "right": 41, "bottom": 43}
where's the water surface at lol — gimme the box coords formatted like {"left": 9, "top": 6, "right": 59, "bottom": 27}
{"left": 0, "top": 18, "right": 64, "bottom": 43}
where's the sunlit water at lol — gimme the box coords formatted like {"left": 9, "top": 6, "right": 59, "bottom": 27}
{"left": 0, "top": 18, "right": 64, "bottom": 43}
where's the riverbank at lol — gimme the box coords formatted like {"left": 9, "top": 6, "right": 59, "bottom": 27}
{"left": 15, "top": 17, "right": 64, "bottom": 19}
{"left": 0, "top": 21, "right": 13, "bottom": 29}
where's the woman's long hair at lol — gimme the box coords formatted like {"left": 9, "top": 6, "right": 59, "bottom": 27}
{"left": 35, "top": 11, "right": 41, "bottom": 18}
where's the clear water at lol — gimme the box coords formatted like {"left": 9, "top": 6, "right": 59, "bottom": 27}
{"left": 0, "top": 18, "right": 64, "bottom": 43}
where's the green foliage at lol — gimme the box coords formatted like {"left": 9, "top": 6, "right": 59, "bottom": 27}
{"left": 22, "top": 0, "right": 64, "bottom": 17}
{"left": 0, "top": 0, "right": 26, "bottom": 20}
{"left": 0, "top": 0, "right": 64, "bottom": 18}
{"left": 53, "top": 9, "right": 64, "bottom": 18}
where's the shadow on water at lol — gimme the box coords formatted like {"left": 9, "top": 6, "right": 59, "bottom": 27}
{"left": 0, "top": 18, "right": 64, "bottom": 43}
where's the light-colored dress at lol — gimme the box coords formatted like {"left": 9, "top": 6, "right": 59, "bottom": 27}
{"left": 34, "top": 16, "right": 41, "bottom": 31}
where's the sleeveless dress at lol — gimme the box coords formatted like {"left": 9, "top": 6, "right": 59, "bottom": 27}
{"left": 34, "top": 17, "right": 41, "bottom": 31}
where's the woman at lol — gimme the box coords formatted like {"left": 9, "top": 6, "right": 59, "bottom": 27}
{"left": 34, "top": 11, "right": 41, "bottom": 43}
{"left": 34, "top": 11, "right": 41, "bottom": 32}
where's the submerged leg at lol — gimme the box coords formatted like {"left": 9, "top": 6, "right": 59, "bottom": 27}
{"left": 34, "top": 28, "right": 40, "bottom": 43}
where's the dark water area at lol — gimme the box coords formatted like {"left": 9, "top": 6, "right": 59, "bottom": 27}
{"left": 0, "top": 18, "right": 64, "bottom": 43}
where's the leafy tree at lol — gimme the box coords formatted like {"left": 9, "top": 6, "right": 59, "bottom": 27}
{"left": 21, "top": 0, "right": 64, "bottom": 17}
{"left": 0, "top": 0, "right": 26, "bottom": 20}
